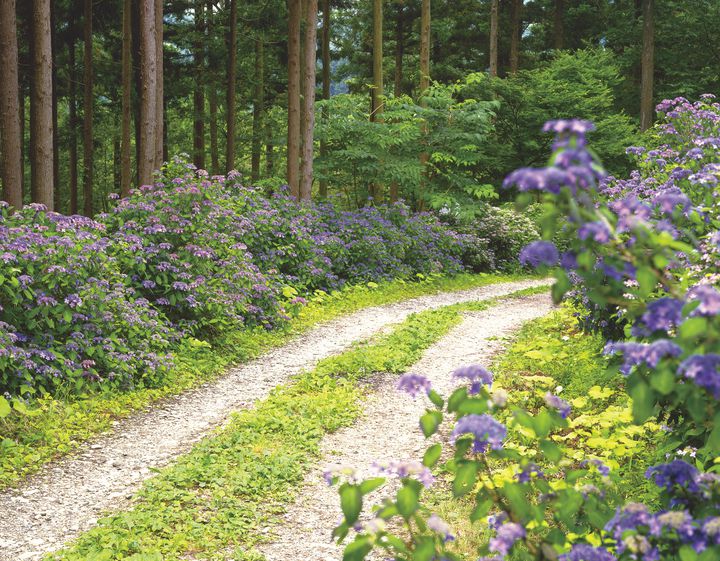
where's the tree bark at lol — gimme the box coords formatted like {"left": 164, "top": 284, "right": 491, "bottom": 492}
{"left": 319, "top": 0, "right": 330, "bottom": 198}
{"left": 154, "top": 0, "right": 164, "bottom": 169}
{"left": 393, "top": 0, "right": 404, "bottom": 97}
{"left": 287, "top": 0, "right": 301, "bottom": 196}
{"left": 225, "top": 0, "right": 237, "bottom": 172}
{"left": 82, "top": 0, "right": 94, "bottom": 216}
{"left": 0, "top": 0, "right": 23, "bottom": 209}
{"left": 251, "top": 37, "right": 264, "bottom": 182}
{"left": 68, "top": 33, "right": 79, "bottom": 213}
{"left": 509, "top": 0, "right": 521, "bottom": 74}
{"left": 489, "top": 0, "right": 498, "bottom": 77}
{"left": 419, "top": 0, "right": 430, "bottom": 94}
{"left": 299, "top": 0, "right": 317, "bottom": 201}
{"left": 121, "top": 0, "right": 132, "bottom": 197}
{"left": 553, "top": 0, "right": 564, "bottom": 50}
{"left": 207, "top": 0, "right": 219, "bottom": 174}
{"left": 51, "top": 1, "right": 59, "bottom": 211}
{"left": 639, "top": 0, "right": 654, "bottom": 131}
{"left": 193, "top": 0, "right": 205, "bottom": 169}
{"left": 371, "top": 0, "right": 383, "bottom": 119}
{"left": 30, "top": 0, "right": 54, "bottom": 210}
{"left": 138, "top": 0, "right": 157, "bottom": 186}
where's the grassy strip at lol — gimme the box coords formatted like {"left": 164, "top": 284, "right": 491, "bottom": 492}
{"left": 45, "top": 288, "right": 539, "bottom": 561}
{"left": 425, "top": 306, "right": 664, "bottom": 557}
{"left": 0, "top": 272, "right": 525, "bottom": 490}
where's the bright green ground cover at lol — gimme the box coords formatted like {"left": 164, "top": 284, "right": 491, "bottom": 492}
{"left": 0, "top": 272, "right": 526, "bottom": 490}
{"left": 44, "top": 287, "right": 544, "bottom": 561}
{"left": 424, "top": 306, "right": 664, "bottom": 557}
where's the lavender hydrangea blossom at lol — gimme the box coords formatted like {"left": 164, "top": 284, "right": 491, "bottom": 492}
{"left": 519, "top": 241, "right": 559, "bottom": 268}
{"left": 452, "top": 364, "right": 493, "bottom": 394}
{"left": 451, "top": 414, "right": 507, "bottom": 453}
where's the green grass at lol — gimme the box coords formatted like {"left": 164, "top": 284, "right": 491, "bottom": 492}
{"left": 44, "top": 288, "right": 542, "bottom": 560}
{"left": 0, "top": 272, "right": 527, "bottom": 490}
{"left": 421, "top": 306, "right": 664, "bottom": 559}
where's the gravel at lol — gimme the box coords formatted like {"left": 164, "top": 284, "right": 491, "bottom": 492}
{"left": 258, "top": 292, "right": 554, "bottom": 561}
{"left": 0, "top": 278, "right": 549, "bottom": 560}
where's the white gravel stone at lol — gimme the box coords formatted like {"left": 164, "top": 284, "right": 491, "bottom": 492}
{"left": 0, "top": 279, "right": 549, "bottom": 560}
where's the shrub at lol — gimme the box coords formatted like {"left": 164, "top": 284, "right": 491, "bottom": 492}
{"left": 0, "top": 205, "right": 175, "bottom": 395}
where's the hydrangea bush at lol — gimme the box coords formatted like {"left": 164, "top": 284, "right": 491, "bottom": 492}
{"left": 0, "top": 205, "right": 175, "bottom": 395}
{"left": 331, "top": 98, "right": 720, "bottom": 560}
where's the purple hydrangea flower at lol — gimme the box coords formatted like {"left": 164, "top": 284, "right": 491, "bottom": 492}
{"left": 678, "top": 354, "right": 720, "bottom": 398}
{"left": 544, "top": 392, "right": 571, "bottom": 418}
{"left": 559, "top": 544, "right": 617, "bottom": 561}
{"left": 646, "top": 460, "right": 701, "bottom": 494}
{"left": 397, "top": 373, "right": 432, "bottom": 398}
{"left": 489, "top": 522, "right": 526, "bottom": 556}
{"left": 519, "top": 241, "right": 559, "bottom": 268}
{"left": 640, "top": 298, "right": 685, "bottom": 333}
{"left": 427, "top": 514, "right": 455, "bottom": 542}
{"left": 451, "top": 414, "right": 507, "bottom": 453}
{"left": 604, "top": 340, "right": 683, "bottom": 375}
{"left": 688, "top": 285, "right": 720, "bottom": 316}
{"left": 453, "top": 364, "right": 493, "bottom": 394}
{"left": 578, "top": 221, "right": 611, "bottom": 243}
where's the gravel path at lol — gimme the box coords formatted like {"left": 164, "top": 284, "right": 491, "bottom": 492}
{"left": 258, "top": 292, "right": 554, "bottom": 561}
{"left": 0, "top": 279, "right": 548, "bottom": 561}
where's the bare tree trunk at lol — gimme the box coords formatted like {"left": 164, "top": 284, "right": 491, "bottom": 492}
{"left": 319, "top": 0, "right": 330, "bottom": 198}
{"left": 0, "top": 0, "right": 23, "bottom": 209}
{"left": 251, "top": 37, "right": 264, "bottom": 182}
{"left": 287, "top": 0, "right": 301, "bottom": 196}
{"left": 509, "top": 0, "right": 521, "bottom": 74}
{"left": 82, "top": 0, "right": 93, "bottom": 216}
{"left": 371, "top": 0, "right": 383, "bottom": 119}
{"left": 265, "top": 120, "right": 274, "bottom": 177}
{"left": 51, "top": 1, "right": 59, "bottom": 211}
{"left": 154, "top": 0, "right": 163, "bottom": 169}
{"left": 121, "top": 0, "right": 132, "bottom": 196}
{"left": 193, "top": 0, "right": 205, "bottom": 169}
{"left": 553, "top": 0, "right": 564, "bottom": 50}
{"left": 393, "top": 1, "right": 404, "bottom": 97}
{"left": 489, "top": 0, "right": 498, "bottom": 77}
{"left": 225, "top": 0, "right": 237, "bottom": 172}
{"left": 417, "top": 0, "right": 430, "bottom": 211}
{"left": 207, "top": 0, "right": 219, "bottom": 174}
{"left": 640, "top": 0, "right": 654, "bottom": 131}
{"left": 30, "top": 0, "right": 54, "bottom": 210}
{"left": 138, "top": 0, "right": 157, "bottom": 186}
{"left": 68, "top": 34, "right": 79, "bottom": 212}
{"left": 299, "top": 0, "right": 317, "bottom": 201}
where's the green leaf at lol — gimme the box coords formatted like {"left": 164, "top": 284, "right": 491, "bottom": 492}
{"left": 679, "top": 545, "right": 699, "bottom": 561}
{"left": 630, "top": 380, "right": 655, "bottom": 423}
{"left": 470, "top": 498, "right": 493, "bottom": 522}
{"left": 707, "top": 412, "right": 720, "bottom": 453}
{"left": 420, "top": 411, "right": 442, "bottom": 438}
{"left": 453, "top": 461, "right": 478, "bottom": 496}
{"left": 422, "top": 444, "right": 442, "bottom": 468}
{"left": 0, "top": 396, "right": 10, "bottom": 418}
{"left": 340, "top": 485, "right": 363, "bottom": 525}
{"left": 427, "top": 390, "right": 444, "bottom": 409}
{"left": 679, "top": 317, "right": 708, "bottom": 339}
{"left": 533, "top": 410, "right": 554, "bottom": 438}
{"left": 396, "top": 485, "right": 419, "bottom": 518}
{"left": 343, "top": 537, "right": 373, "bottom": 561}
{"left": 649, "top": 368, "right": 675, "bottom": 395}
{"left": 540, "top": 440, "right": 562, "bottom": 462}
{"left": 636, "top": 266, "right": 657, "bottom": 298}
{"left": 412, "top": 539, "right": 435, "bottom": 561}
{"left": 359, "top": 478, "right": 385, "bottom": 495}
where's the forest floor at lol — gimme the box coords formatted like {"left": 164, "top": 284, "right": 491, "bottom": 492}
{"left": 0, "top": 279, "right": 550, "bottom": 561}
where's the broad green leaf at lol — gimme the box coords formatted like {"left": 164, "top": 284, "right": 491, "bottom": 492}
{"left": 396, "top": 485, "right": 419, "bottom": 517}
{"left": 423, "top": 444, "right": 442, "bottom": 468}
{"left": 453, "top": 461, "right": 478, "bottom": 497}
{"left": 340, "top": 485, "right": 363, "bottom": 525}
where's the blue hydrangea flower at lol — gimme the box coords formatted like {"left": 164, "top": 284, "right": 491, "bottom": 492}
{"left": 397, "top": 373, "right": 432, "bottom": 398}
{"left": 640, "top": 298, "right": 685, "bottom": 333}
{"left": 604, "top": 339, "right": 683, "bottom": 375}
{"left": 646, "top": 460, "right": 701, "bottom": 494}
{"left": 688, "top": 285, "right": 720, "bottom": 316}
{"left": 451, "top": 414, "right": 507, "bottom": 453}
{"left": 544, "top": 392, "right": 571, "bottom": 418}
{"left": 559, "top": 544, "right": 617, "bottom": 561}
{"left": 578, "top": 221, "right": 612, "bottom": 243}
{"left": 489, "top": 522, "right": 526, "bottom": 556}
{"left": 427, "top": 514, "right": 455, "bottom": 542}
{"left": 678, "top": 354, "right": 720, "bottom": 398}
{"left": 453, "top": 364, "right": 493, "bottom": 395}
{"left": 519, "top": 241, "right": 559, "bottom": 268}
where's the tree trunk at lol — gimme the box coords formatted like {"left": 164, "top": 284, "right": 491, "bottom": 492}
{"left": 265, "top": 121, "right": 274, "bottom": 177}
{"left": 489, "top": 0, "right": 498, "bottom": 77}
{"left": 154, "top": 0, "right": 164, "bottom": 169}
{"left": 0, "top": 0, "right": 23, "bottom": 209}
{"left": 225, "top": 0, "right": 237, "bottom": 172}
{"left": 193, "top": 0, "right": 205, "bottom": 169}
{"left": 509, "top": 0, "right": 521, "bottom": 74}
{"left": 371, "top": 0, "right": 383, "bottom": 119}
{"left": 553, "top": 0, "right": 564, "bottom": 50}
{"left": 138, "top": 0, "right": 157, "bottom": 186}
{"left": 121, "top": 0, "right": 132, "bottom": 197}
{"left": 251, "top": 37, "right": 264, "bottom": 182}
{"left": 299, "top": 0, "right": 317, "bottom": 201}
{"left": 30, "top": 0, "right": 54, "bottom": 210}
{"left": 68, "top": 34, "right": 79, "bottom": 213}
{"left": 418, "top": 0, "right": 430, "bottom": 211}
{"left": 287, "top": 0, "right": 301, "bottom": 196}
{"left": 393, "top": 1, "right": 404, "bottom": 97}
{"left": 51, "top": 1, "right": 59, "bottom": 211}
{"left": 639, "top": 0, "right": 654, "bottom": 131}
{"left": 82, "top": 0, "right": 93, "bottom": 216}
{"left": 419, "top": 0, "right": 430, "bottom": 94}
{"left": 319, "top": 0, "right": 330, "bottom": 198}
{"left": 207, "top": 0, "right": 219, "bottom": 174}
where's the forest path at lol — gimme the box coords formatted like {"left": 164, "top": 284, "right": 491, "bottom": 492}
{"left": 258, "top": 292, "right": 554, "bottom": 561}
{"left": 0, "top": 278, "right": 549, "bottom": 561}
